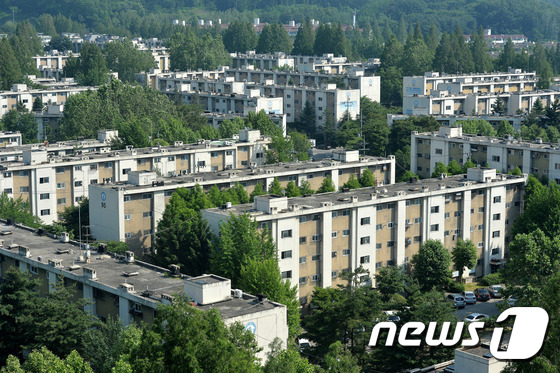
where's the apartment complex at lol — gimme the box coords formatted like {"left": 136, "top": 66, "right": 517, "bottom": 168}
{"left": 387, "top": 114, "right": 524, "bottom": 131}
{"left": 0, "top": 83, "right": 93, "bottom": 116}
{"left": 0, "top": 223, "right": 288, "bottom": 361}
{"left": 0, "top": 131, "right": 22, "bottom": 147}
{"left": 203, "top": 168, "right": 525, "bottom": 302}
{"left": 0, "top": 130, "right": 269, "bottom": 224}
{"left": 89, "top": 151, "right": 395, "bottom": 252}
{"left": 202, "top": 112, "right": 287, "bottom": 137}
{"left": 412, "top": 126, "right": 560, "bottom": 182}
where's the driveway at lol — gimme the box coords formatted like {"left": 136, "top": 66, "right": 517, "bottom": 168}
{"left": 454, "top": 297, "right": 502, "bottom": 320}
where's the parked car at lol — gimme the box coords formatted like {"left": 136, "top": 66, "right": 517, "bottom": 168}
{"left": 461, "top": 291, "right": 477, "bottom": 304}
{"left": 384, "top": 310, "right": 401, "bottom": 323}
{"left": 488, "top": 285, "right": 503, "bottom": 298}
{"left": 474, "top": 288, "right": 490, "bottom": 301}
{"left": 446, "top": 293, "right": 466, "bottom": 308}
{"left": 506, "top": 296, "right": 517, "bottom": 306}
{"left": 298, "top": 338, "right": 310, "bottom": 351}
{"left": 464, "top": 313, "right": 489, "bottom": 323}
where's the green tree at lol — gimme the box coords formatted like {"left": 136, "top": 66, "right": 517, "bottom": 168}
{"left": 210, "top": 213, "right": 276, "bottom": 286}
{"left": 169, "top": 30, "right": 231, "bottom": 71}
{"left": 239, "top": 258, "right": 300, "bottom": 338}
{"left": 298, "top": 101, "right": 316, "bottom": 137}
{"left": 153, "top": 192, "right": 212, "bottom": 276}
{"left": 0, "top": 193, "right": 41, "bottom": 228}
{"left": 375, "top": 266, "right": 406, "bottom": 302}
{"left": 314, "top": 23, "right": 350, "bottom": 57}
{"left": 457, "top": 119, "right": 496, "bottom": 136}
{"left": 513, "top": 181, "right": 560, "bottom": 238}
{"left": 1, "top": 106, "right": 38, "bottom": 144}
{"left": 462, "top": 158, "right": 476, "bottom": 172}
{"left": 2, "top": 347, "right": 93, "bottom": 373}
{"left": 492, "top": 97, "right": 506, "bottom": 115}
{"left": 32, "top": 96, "right": 43, "bottom": 112}
{"left": 360, "top": 97, "right": 391, "bottom": 157}
{"left": 264, "top": 339, "right": 319, "bottom": 373}
{"left": 399, "top": 170, "right": 419, "bottom": 182}
{"left": 223, "top": 21, "right": 258, "bottom": 53}
{"left": 103, "top": 39, "right": 156, "bottom": 83}
{"left": 495, "top": 38, "right": 516, "bottom": 71}
{"left": 496, "top": 119, "right": 515, "bottom": 137}
{"left": 47, "top": 36, "right": 73, "bottom": 52}
{"left": 256, "top": 24, "right": 292, "bottom": 54}
{"left": 470, "top": 27, "right": 492, "bottom": 73}
{"left": 292, "top": 19, "right": 315, "bottom": 56}
{"left": 64, "top": 42, "right": 109, "bottom": 86}
{"left": 285, "top": 181, "right": 301, "bottom": 198}
{"left": 431, "top": 162, "right": 448, "bottom": 177}
{"left": 58, "top": 198, "right": 89, "bottom": 238}
{"left": 127, "top": 297, "right": 260, "bottom": 372}
{"left": 530, "top": 41, "right": 553, "bottom": 89}
{"left": 401, "top": 28, "right": 433, "bottom": 76}
{"left": 0, "top": 37, "right": 22, "bottom": 91}
{"left": 411, "top": 240, "right": 452, "bottom": 291}
{"left": 359, "top": 169, "right": 375, "bottom": 187}
{"left": 299, "top": 180, "right": 314, "bottom": 195}
{"left": 268, "top": 177, "right": 283, "bottom": 195}
{"left": 341, "top": 174, "right": 361, "bottom": 190}
{"left": 451, "top": 239, "right": 477, "bottom": 283}
{"left": 447, "top": 160, "right": 463, "bottom": 175}
{"left": 317, "top": 176, "right": 336, "bottom": 193}
{"left": 510, "top": 166, "right": 522, "bottom": 176}
{"left": 323, "top": 341, "right": 360, "bottom": 373}
{"left": 250, "top": 182, "right": 266, "bottom": 202}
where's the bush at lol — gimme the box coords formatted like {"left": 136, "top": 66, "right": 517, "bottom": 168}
{"left": 387, "top": 293, "right": 407, "bottom": 308}
{"left": 480, "top": 272, "right": 503, "bottom": 286}
{"left": 447, "top": 282, "right": 465, "bottom": 293}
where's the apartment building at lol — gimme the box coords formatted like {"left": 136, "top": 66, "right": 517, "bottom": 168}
{"left": 387, "top": 114, "right": 524, "bottom": 131}
{"left": 0, "top": 84, "right": 92, "bottom": 116}
{"left": 0, "top": 130, "right": 269, "bottom": 225}
{"left": 33, "top": 51, "right": 73, "bottom": 80}
{"left": 0, "top": 131, "right": 22, "bottom": 147}
{"left": 0, "top": 223, "right": 288, "bottom": 361}
{"left": 89, "top": 151, "right": 395, "bottom": 252}
{"left": 203, "top": 168, "right": 525, "bottom": 303}
{"left": 412, "top": 126, "right": 560, "bottom": 182}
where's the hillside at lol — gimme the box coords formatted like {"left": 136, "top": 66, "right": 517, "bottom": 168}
{"left": 1, "top": 0, "right": 560, "bottom": 41}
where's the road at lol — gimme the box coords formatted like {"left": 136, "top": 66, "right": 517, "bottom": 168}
{"left": 454, "top": 297, "right": 503, "bottom": 320}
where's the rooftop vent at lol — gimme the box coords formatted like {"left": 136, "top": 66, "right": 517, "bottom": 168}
{"left": 257, "top": 293, "right": 268, "bottom": 302}
{"left": 124, "top": 251, "right": 134, "bottom": 263}
{"left": 119, "top": 283, "right": 135, "bottom": 293}
{"left": 83, "top": 268, "right": 97, "bottom": 280}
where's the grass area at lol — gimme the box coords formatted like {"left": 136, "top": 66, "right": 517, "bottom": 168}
{"left": 464, "top": 282, "right": 482, "bottom": 291}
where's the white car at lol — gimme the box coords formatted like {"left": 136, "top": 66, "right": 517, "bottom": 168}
{"left": 298, "top": 338, "right": 310, "bottom": 351}
{"left": 464, "top": 313, "right": 489, "bottom": 323}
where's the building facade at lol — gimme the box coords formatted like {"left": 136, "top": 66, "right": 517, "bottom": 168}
{"left": 412, "top": 126, "right": 560, "bottom": 182}
{"left": 0, "top": 130, "right": 269, "bottom": 224}
{"left": 0, "top": 223, "right": 288, "bottom": 361}
{"left": 89, "top": 151, "right": 395, "bottom": 252}
{"left": 203, "top": 168, "right": 525, "bottom": 303}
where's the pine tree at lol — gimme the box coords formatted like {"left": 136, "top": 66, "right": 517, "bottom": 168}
{"left": 223, "top": 21, "right": 258, "bottom": 53}
{"left": 359, "top": 169, "right": 376, "bottom": 187}
{"left": 250, "top": 182, "right": 266, "bottom": 202}
{"left": 426, "top": 24, "right": 439, "bottom": 51}
{"left": 471, "top": 27, "right": 492, "bottom": 73}
{"left": 433, "top": 33, "right": 453, "bottom": 73}
{"left": 496, "top": 38, "right": 516, "bottom": 71}
{"left": 292, "top": 18, "right": 315, "bottom": 56}
{"left": 268, "top": 177, "right": 283, "bottom": 195}
{"left": 256, "top": 24, "right": 292, "bottom": 54}
{"left": 0, "top": 37, "right": 22, "bottom": 90}
{"left": 317, "top": 176, "right": 336, "bottom": 193}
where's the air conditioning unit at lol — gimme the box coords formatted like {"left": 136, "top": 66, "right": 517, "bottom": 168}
{"left": 233, "top": 289, "right": 243, "bottom": 298}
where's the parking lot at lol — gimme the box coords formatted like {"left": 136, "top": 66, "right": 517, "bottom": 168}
{"left": 454, "top": 297, "right": 502, "bottom": 320}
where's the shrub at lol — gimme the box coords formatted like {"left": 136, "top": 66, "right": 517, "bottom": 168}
{"left": 447, "top": 282, "right": 465, "bottom": 293}
{"left": 480, "top": 272, "right": 503, "bottom": 286}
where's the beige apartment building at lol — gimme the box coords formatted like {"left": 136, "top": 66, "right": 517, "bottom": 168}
{"left": 412, "top": 126, "right": 560, "bottom": 182}
{"left": 0, "top": 223, "right": 288, "bottom": 361}
{"left": 203, "top": 168, "right": 525, "bottom": 303}
{"left": 89, "top": 151, "right": 395, "bottom": 252}
{"left": 0, "top": 130, "right": 269, "bottom": 225}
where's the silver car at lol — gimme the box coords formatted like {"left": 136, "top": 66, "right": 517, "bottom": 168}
{"left": 461, "top": 291, "right": 477, "bottom": 304}
{"left": 446, "top": 293, "right": 466, "bottom": 308}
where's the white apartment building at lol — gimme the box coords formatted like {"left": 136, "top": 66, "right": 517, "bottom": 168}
{"left": 0, "top": 130, "right": 269, "bottom": 225}
{"left": 0, "top": 131, "right": 22, "bottom": 147}
{"left": 412, "top": 126, "right": 560, "bottom": 182}
{"left": 203, "top": 168, "right": 526, "bottom": 302}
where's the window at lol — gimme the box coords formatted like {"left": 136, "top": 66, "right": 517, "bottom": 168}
{"left": 444, "top": 230, "right": 450, "bottom": 237}
{"left": 75, "top": 197, "right": 83, "bottom": 202}
{"left": 40, "top": 193, "right": 49, "bottom": 200}
{"left": 143, "top": 229, "right": 153, "bottom": 235}
{"left": 376, "top": 205, "right": 383, "bottom": 211}
{"left": 19, "top": 170, "right": 29, "bottom": 176}
{"left": 211, "top": 152, "right": 218, "bottom": 157}
{"left": 307, "top": 174, "right": 314, "bottom": 179}
{"left": 342, "top": 230, "right": 350, "bottom": 236}
{"left": 241, "top": 161, "right": 248, "bottom": 166}
{"left": 299, "top": 276, "right": 307, "bottom": 285}
{"left": 125, "top": 232, "right": 132, "bottom": 239}
{"left": 414, "top": 236, "right": 421, "bottom": 243}
{"left": 332, "top": 231, "right": 338, "bottom": 238}
{"left": 360, "top": 255, "right": 370, "bottom": 264}
{"left": 491, "top": 248, "right": 499, "bottom": 255}
{"left": 312, "top": 254, "right": 321, "bottom": 261}
{"left": 124, "top": 214, "right": 131, "bottom": 220}
{"left": 444, "top": 212, "right": 450, "bottom": 219}
{"left": 492, "top": 231, "right": 500, "bottom": 238}
{"left": 90, "top": 164, "right": 97, "bottom": 170}
{"left": 478, "top": 224, "right": 485, "bottom": 230}
{"left": 376, "top": 243, "right": 382, "bottom": 249}
{"left": 387, "top": 241, "right": 395, "bottom": 247}
{"left": 137, "top": 159, "right": 146, "bottom": 166}
{"left": 105, "top": 162, "right": 113, "bottom": 168}
{"left": 2, "top": 172, "right": 11, "bottom": 178}
{"left": 39, "top": 177, "right": 49, "bottom": 184}
{"left": 40, "top": 209, "right": 50, "bottom": 216}
{"left": 90, "top": 179, "right": 98, "bottom": 184}
{"left": 430, "top": 224, "right": 439, "bottom": 232}
{"left": 281, "top": 230, "right": 292, "bottom": 238}
{"left": 360, "top": 236, "right": 370, "bottom": 245}
{"left": 181, "top": 155, "right": 189, "bottom": 160}
{"left": 19, "top": 186, "right": 29, "bottom": 193}
{"left": 332, "top": 271, "right": 338, "bottom": 278}
{"left": 56, "top": 167, "right": 65, "bottom": 173}
{"left": 142, "top": 193, "right": 153, "bottom": 199}
{"left": 299, "top": 236, "right": 307, "bottom": 244}
{"left": 376, "top": 262, "right": 382, "bottom": 269}
{"left": 342, "top": 209, "right": 350, "bottom": 216}
{"left": 332, "top": 211, "right": 338, "bottom": 218}
{"left": 240, "top": 146, "right": 248, "bottom": 152}
{"left": 122, "top": 168, "right": 131, "bottom": 175}
{"left": 281, "top": 250, "right": 292, "bottom": 259}
{"left": 143, "top": 211, "right": 153, "bottom": 218}
{"left": 311, "top": 234, "right": 321, "bottom": 242}
{"left": 361, "top": 217, "right": 370, "bottom": 225}
{"left": 387, "top": 222, "right": 395, "bottom": 228}
{"left": 124, "top": 196, "right": 131, "bottom": 202}
{"left": 343, "top": 249, "right": 351, "bottom": 256}
{"left": 57, "top": 198, "right": 66, "bottom": 205}
{"left": 281, "top": 271, "right": 292, "bottom": 279}
{"left": 479, "top": 207, "right": 485, "bottom": 213}
{"left": 435, "top": 148, "right": 443, "bottom": 155}
{"left": 3, "top": 188, "right": 11, "bottom": 194}
{"left": 376, "top": 224, "right": 383, "bottom": 231}
{"left": 56, "top": 182, "right": 65, "bottom": 189}
{"left": 311, "top": 274, "right": 321, "bottom": 282}
{"left": 312, "top": 214, "right": 320, "bottom": 221}
{"left": 331, "top": 251, "right": 338, "bottom": 258}
{"left": 493, "top": 213, "right": 501, "bottom": 221}
{"left": 493, "top": 196, "right": 502, "bottom": 203}
{"left": 197, "top": 161, "right": 206, "bottom": 167}
{"left": 74, "top": 180, "right": 82, "bottom": 187}
{"left": 431, "top": 206, "right": 439, "bottom": 213}
{"left": 478, "top": 242, "right": 484, "bottom": 248}
{"left": 299, "top": 216, "right": 307, "bottom": 223}
{"left": 492, "top": 155, "right": 500, "bottom": 162}
{"left": 164, "top": 190, "right": 173, "bottom": 197}
{"left": 454, "top": 211, "right": 461, "bottom": 217}
{"left": 226, "top": 150, "right": 233, "bottom": 156}
{"left": 414, "top": 217, "right": 422, "bottom": 224}
{"left": 30, "top": 266, "right": 38, "bottom": 274}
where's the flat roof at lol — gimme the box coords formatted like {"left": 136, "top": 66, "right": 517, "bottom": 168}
{"left": 205, "top": 172, "right": 525, "bottom": 218}
{"left": 0, "top": 223, "right": 285, "bottom": 317}
{"left": 416, "top": 131, "right": 560, "bottom": 151}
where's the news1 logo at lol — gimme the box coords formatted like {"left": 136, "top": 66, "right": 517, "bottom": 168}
{"left": 369, "top": 307, "right": 548, "bottom": 360}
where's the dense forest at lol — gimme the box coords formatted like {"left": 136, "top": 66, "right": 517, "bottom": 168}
{"left": 1, "top": 0, "right": 560, "bottom": 41}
